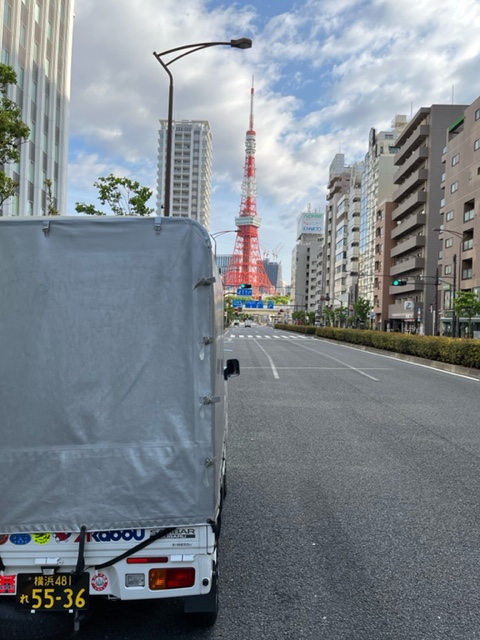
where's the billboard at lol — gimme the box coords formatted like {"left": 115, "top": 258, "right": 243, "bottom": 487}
{"left": 297, "top": 211, "right": 323, "bottom": 237}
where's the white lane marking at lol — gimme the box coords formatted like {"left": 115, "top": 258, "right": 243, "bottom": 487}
{"left": 254, "top": 339, "right": 280, "bottom": 379}
{"left": 292, "top": 340, "right": 379, "bottom": 381}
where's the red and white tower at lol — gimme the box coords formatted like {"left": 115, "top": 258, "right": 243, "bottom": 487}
{"left": 223, "top": 80, "right": 275, "bottom": 296}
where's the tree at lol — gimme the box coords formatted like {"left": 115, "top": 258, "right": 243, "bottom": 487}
{"left": 352, "top": 297, "right": 372, "bottom": 327}
{"left": 334, "top": 306, "right": 348, "bottom": 327}
{"left": 0, "top": 64, "right": 30, "bottom": 211}
{"left": 75, "top": 175, "right": 154, "bottom": 217}
{"left": 453, "top": 291, "right": 480, "bottom": 337}
{"left": 44, "top": 178, "right": 59, "bottom": 215}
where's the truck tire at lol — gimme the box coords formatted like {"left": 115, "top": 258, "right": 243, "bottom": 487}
{"left": 184, "top": 564, "right": 218, "bottom": 627}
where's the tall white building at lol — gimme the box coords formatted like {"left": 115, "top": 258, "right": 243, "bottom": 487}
{"left": 156, "top": 120, "right": 213, "bottom": 229}
{"left": 292, "top": 209, "right": 324, "bottom": 313}
{"left": 358, "top": 116, "right": 407, "bottom": 306}
{"left": 0, "top": 0, "right": 74, "bottom": 216}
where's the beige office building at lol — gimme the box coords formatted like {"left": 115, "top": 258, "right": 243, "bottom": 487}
{"left": 438, "top": 96, "right": 480, "bottom": 336}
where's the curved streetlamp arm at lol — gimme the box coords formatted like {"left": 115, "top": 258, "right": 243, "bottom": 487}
{"left": 153, "top": 38, "right": 252, "bottom": 218}
{"left": 154, "top": 39, "right": 252, "bottom": 67}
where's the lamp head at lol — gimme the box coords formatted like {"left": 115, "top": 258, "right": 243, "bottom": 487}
{"left": 230, "top": 38, "right": 253, "bottom": 49}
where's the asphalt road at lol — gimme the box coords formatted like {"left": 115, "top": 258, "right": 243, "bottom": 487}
{"left": 7, "top": 325, "right": 480, "bottom": 639}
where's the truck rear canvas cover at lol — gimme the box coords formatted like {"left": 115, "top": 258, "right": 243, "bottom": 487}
{"left": 0, "top": 217, "right": 225, "bottom": 533}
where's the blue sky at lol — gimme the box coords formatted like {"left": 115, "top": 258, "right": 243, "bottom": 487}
{"left": 68, "top": 0, "right": 480, "bottom": 283}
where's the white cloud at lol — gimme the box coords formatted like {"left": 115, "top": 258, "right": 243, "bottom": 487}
{"left": 68, "top": 0, "right": 480, "bottom": 282}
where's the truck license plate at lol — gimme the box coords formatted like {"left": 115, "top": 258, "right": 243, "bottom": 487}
{"left": 16, "top": 573, "right": 90, "bottom": 611}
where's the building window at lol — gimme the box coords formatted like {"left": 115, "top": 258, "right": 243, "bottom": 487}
{"left": 452, "top": 153, "right": 460, "bottom": 166}
{"left": 446, "top": 210, "right": 454, "bottom": 221}
{"left": 3, "top": 2, "right": 12, "bottom": 28}
{"left": 450, "top": 182, "right": 459, "bottom": 193}
{"left": 445, "top": 265, "right": 452, "bottom": 275}
{"left": 464, "top": 209, "right": 475, "bottom": 222}
{"left": 475, "top": 108, "right": 480, "bottom": 121}
{"left": 474, "top": 138, "right": 480, "bottom": 151}
{"left": 445, "top": 238, "right": 453, "bottom": 248}
{"left": 20, "top": 23, "right": 27, "bottom": 47}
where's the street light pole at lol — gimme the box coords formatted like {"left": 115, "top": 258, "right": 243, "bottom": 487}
{"left": 153, "top": 38, "right": 252, "bottom": 217}
{"left": 452, "top": 253, "right": 457, "bottom": 338}
{"left": 211, "top": 229, "right": 238, "bottom": 259}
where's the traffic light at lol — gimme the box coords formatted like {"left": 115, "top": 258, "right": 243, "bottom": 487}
{"left": 240, "top": 283, "right": 252, "bottom": 289}
{"left": 392, "top": 279, "right": 407, "bottom": 286}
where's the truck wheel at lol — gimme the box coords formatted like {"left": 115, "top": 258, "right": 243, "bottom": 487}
{"left": 184, "top": 565, "right": 218, "bottom": 627}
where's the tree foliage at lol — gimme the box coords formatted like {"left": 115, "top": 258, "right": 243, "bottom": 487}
{"left": 44, "top": 178, "right": 59, "bottom": 215}
{"left": 454, "top": 290, "right": 480, "bottom": 337}
{"left": 352, "top": 297, "right": 372, "bottom": 325}
{"left": 75, "top": 175, "right": 154, "bottom": 217}
{"left": 0, "top": 64, "right": 30, "bottom": 209}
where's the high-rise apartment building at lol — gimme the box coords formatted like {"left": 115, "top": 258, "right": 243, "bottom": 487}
{"left": 345, "top": 161, "right": 364, "bottom": 312}
{"left": 438, "top": 96, "right": 480, "bottom": 336}
{"left": 324, "top": 154, "right": 352, "bottom": 305}
{"left": 390, "top": 104, "right": 467, "bottom": 335}
{"left": 0, "top": 0, "right": 74, "bottom": 216}
{"left": 358, "top": 117, "right": 407, "bottom": 313}
{"left": 156, "top": 120, "right": 212, "bottom": 229}
{"left": 292, "top": 209, "right": 323, "bottom": 314}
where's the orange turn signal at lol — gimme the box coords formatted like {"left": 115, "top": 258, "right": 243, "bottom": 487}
{"left": 149, "top": 568, "right": 195, "bottom": 590}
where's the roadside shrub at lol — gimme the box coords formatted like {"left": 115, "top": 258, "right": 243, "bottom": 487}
{"left": 284, "top": 326, "right": 480, "bottom": 370}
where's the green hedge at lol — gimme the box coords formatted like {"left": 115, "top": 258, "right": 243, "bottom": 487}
{"left": 273, "top": 324, "right": 480, "bottom": 370}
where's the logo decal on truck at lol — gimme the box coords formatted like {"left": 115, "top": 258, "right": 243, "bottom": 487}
{"left": 54, "top": 533, "right": 72, "bottom": 543}
{"left": 10, "top": 534, "right": 31, "bottom": 545}
{"left": 0, "top": 535, "right": 8, "bottom": 545}
{"left": 33, "top": 533, "right": 52, "bottom": 545}
{"left": 91, "top": 573, "right": 109, "bottom": 592}
{"left": 0, "top": 575, "right": 16, "bottom": 594}
{"left": 165, "top": 528, "right": 196, "bottom": 539}
{"left": 73, "top": 530, "right": 146, "bottom": 543}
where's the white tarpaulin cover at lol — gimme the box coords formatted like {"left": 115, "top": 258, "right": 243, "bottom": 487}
{"left": 0, "top": 216, "right": 227, "bottom": 533}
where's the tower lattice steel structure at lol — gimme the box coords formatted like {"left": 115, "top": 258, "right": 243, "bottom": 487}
{"left": 223, "top": 81, "right": 275, "bottom": 296}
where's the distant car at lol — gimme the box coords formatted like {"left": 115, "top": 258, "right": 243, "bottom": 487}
{"left": 234, "top": 319, "right": 239, "bottom": 326}
{"left": 244, "top": 320, "right": 252, "bottom": 328}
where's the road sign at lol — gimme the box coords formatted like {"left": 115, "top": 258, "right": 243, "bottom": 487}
{"left": 237, "top": 288, "right": 253, "bottom": 296}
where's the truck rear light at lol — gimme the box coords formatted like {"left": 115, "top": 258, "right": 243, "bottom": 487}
{"left": 127, "top": 556, "right": 168, "bottom": 564}
{"left": 149, "top": 568, "right": 195, "bottom": 590}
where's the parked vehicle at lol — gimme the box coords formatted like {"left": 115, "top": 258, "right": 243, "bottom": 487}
{"left": 0, "top": 216, "right": 239, "bottom": 636}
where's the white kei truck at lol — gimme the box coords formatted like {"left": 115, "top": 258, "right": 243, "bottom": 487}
{"left": 0, "top": 216, "right": 239, "bottom": 638}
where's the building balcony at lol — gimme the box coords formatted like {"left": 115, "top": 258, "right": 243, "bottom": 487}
{"left": 393, "top": 147, "right": 429, "bottom": 184}
{"left": 392, "top": 190, "right": 427, "bottom": 221}
{"left": 393, "top": 168, "right": 428, "bottom": 202}
{"left": 394, "top": 125, "right": 430, "bottom": 166}
{"left": 391, "top": 213, "right": 426, "bottom": 239}
{"left": 390, "top": 234, "right": 426, "bottom": 258}
{"left": 390, "top": 256, "right": 425, "bottom": 275}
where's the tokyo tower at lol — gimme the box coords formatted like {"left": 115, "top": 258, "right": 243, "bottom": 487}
{"left": 223, "top": 80, "right": 275, "bottom": 296}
